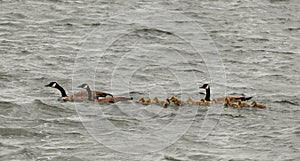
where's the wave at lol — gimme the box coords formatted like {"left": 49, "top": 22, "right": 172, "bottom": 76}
{"left": 274, "top": 100, "right": 299, "bottom": 106}
{"left": 0, "top": 147, "right": 36, "bottom": 161}
{"left": 0, "top": 100, "right": 75, "bottom": 120}
{"left": 0, "top": 128, "right": 45, "bottom": 137}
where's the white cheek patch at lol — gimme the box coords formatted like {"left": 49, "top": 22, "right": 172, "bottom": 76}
{"left": 84, "top": 84, "right": 88, "bottom": 89}
{"left": 52, "top": 83, "right": 56, "bottom": 88}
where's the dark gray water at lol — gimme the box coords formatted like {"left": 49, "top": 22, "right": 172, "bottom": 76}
{"left": 1, "top": 0, "right": 300, "bottom": 160}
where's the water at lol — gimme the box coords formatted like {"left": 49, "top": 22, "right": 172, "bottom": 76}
{"left": 1, "top": 0, "right": 300, "bottom": 160}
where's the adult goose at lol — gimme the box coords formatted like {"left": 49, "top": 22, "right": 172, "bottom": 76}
{"left": 78, "top": 83, "right": 133, "bottom": 103}
{"left": 199, "top": 84, "right": 252, "bottom": 103}
{"left": 45, "top": 82, "right": 113, "bottom": 102}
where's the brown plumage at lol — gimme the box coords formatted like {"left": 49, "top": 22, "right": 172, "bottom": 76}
{"left": 139, "top": 97, "right": 151, "bottom": 105}
{"left": 224, "top": 97, "right": 240, "bottom": 108}
{"left": 162, "top": 99, "right": 170, "bottom": 108}
{"left": 196, "top": 98, "right": 211, "bottom": 106}
{"left": 78, "top": 83, "right": 114, "bottom": 101}
{"left": 153, "top": 97, "right": 159, "bottom": 104}
{"left": 251, "top": 101, "right": 266, "bottom": 109}
{"left": 152, "top": 97, "right": 170, "bottom": 108}
{"left": 97, "top": 96, "right": 132, "bottom": 104}
{"left": 170, "top": 96, "right": 185, "bottom": 106}
{"left": 187, "top": 97, "right": 195, "bottom": 105}
{"left": 78, "top": 83, "right": 133, "bottom": 103}
{"left": 139, "top": 97, "right": 146, "bottom": 103}
{"left": 237, "top": 100, "right": 250, "bottom": 107}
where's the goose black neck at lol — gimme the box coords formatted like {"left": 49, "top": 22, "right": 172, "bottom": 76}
{"left": 86, "top": 86, "right": 93, "bottom": 101}
{"left": 56, "top": 84, "right": 67, "bottom": 97}
{"left": 205, "top": 87, "right": 211, "bottom": 101}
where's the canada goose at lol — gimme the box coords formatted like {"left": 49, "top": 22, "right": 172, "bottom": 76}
{"left": 45, "top": 82, "right": 89, "bottom": 101}
{"left": 237, "top": 100, "right": 250, "bottom": 107}
{"left": 77, "top": 83, "right": 93, "bottom": 101}
{"left": 251, "top": 101, "right": 266, "bottom": 109}
{"left": 78, "top": 83, "right": 114, "bottom": 101}
{"left": 170, "top": 96, "right": 186, "bottom": 106}
{"left": 46, "top": 81, "right": 130, "bottom": 103}
{"left": 199, "top": 84, "right": 252, "bottom": 103}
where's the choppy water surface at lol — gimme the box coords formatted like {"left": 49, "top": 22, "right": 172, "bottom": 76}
{"left": 1, "top": 0, "right": 300, "bottom": 160}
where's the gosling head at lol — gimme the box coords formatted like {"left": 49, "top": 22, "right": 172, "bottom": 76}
{"left": 45, "top": 82, "right": 58, "bottom": 88}
{"left": 200, "top": 98, "right": 206, "bottom": 102}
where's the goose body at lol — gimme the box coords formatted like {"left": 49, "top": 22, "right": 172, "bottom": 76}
{"left": 77, "top": 83, "right": 114, "bottom": 101}
{"left": 199, "top": 84, "right": 252, "bottom": 103}
{"left": 78, "top": 83, "right": 132, "bottom": 103}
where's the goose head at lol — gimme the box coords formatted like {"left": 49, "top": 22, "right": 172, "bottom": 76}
{"left": 45, "top": 82, "right": 58, "bottom": 88}
{"left": 199, "top": 84, "right": 209, "bottom": 90}
{"left": 78, "top": 83, "right": 89, "bottom": 89}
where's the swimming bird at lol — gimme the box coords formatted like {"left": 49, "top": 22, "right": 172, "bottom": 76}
{"left": 152, "top": 97, "right": 170, "bottom": 108}
{"left": 78, "top": 83, "right": 114, "bottom": 102}
{"left": 251, "top": 101, "right": 266, "bottom": 109}
{"left": 162, "top": 98, "right": 170, "bottom": 108}
{"left": 78, "top": 84, "right": 93, "bottom": 101}
{"left": 199, "top": 84, "right": 252, "bottom": 103}
{"left": 187, "top": 97, "right": 196, "bottom": 105}
{"left": 196, "top": 98, "right": 211, "bottom": 106}
{"left": 237, "top": 100, "right": 250, "bottom": 107}
{"left": 139, "top": 97, "right": 146, "bottom": 104}
{"left": 46, "top": 82, "right": 128, "bottom": 103}
{"left": 78, "top": 83, "right": 132, "bottom": 103}
{"left": 170, "top": 96, "right": 186, "bottom": 106}
{"left": 153, "top": 97, "right": 159, "bottom": 104}
{"left": 139, "top": 97, "right": 151, "bottom": 105}
{"left": 45, "top": 82, "right": 89, "bottom": 101}
{"left": 224, "top": 97, "right": 231, "bottom": 107}
{"left": 145, "top": 98, "right": 152, "bottom": 104}
{"left": 224, "top": 97, "right": 240, "bottom": 108}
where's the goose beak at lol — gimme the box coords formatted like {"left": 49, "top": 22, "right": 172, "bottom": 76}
{"left": 45, "top": 84, "right": 51, "bottom": 87}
